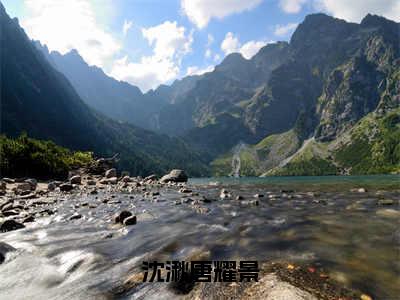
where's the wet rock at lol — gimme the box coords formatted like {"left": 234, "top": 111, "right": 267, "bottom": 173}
{"left": 25, "top": 178, "right": 37, "bottom": 190}
{"left": 70, "top": 175, "right": 81, "bottom": 185}
{"left": 69, "top": 213, "right": 82, "bottom": 220}
{"left": 377, "top": 199, "right": 395, "bottom": 205}
{"left": 254, "top": 193, "right": 264, "bottom": 198}
{"left": 87, "top": 180, "right": 96, "bottom": 186}
{"left": 90, "top": 189, "right": 98, "bottom": 195}
{"left": 175, "top": 199, "right": 182, "bottom": 205}
{"left": 0, "top": 242, "right": 15, "bottom": 264}
{"left": 121, "top": 176, "right": 131, "bottom": 183}
{"left": 108, "top": 177, "right": 118, "bottom": 185}
{"left": 351, "top": 188, "right": 366, "bottom": 193}
{"left": 16, "top": 182, "right": 31, "bottom": 193}
{"left": 22, "top": 215, "right": 35, "bottom": 223}
{"left": 144, "top": 174, "right": 157, "bottom": 181}
{"left": 0, "top": 220, "right": 25, "bottom": 232}
{"left": 0, "top": 181, "right": 6, "bottom": 190}
{"left": 235, "top": 195, "right": 244, "bottom": 200}
{"left": 151, "top": 191, "right": 160, "bottom": 196}
{"left": 114, "top": 210, "right": 132, "bottom": 224}
{"left": 60, "top": 183, "right": 74, "bottom": 192}
{"left": 123, "top": 215, "right": 137, "bottom": 226}
{"left": 160, "top": 169, "right": 188, "bottom": 183}
{"left": 99, "top": 178, "right": 109, "bottom": 185}
{"left": 376, "top": 209, "right": 400, "bottom": 218}
{"left": 179, "top": 188, "right": 192, "bottom": 193}
{"left": 47, "top": 181, "right": 57, "bottom": 191}
{"left": 2, "top": 178, "right": 15, "bottom": 184}
{"left": 105, "top": 168, "right": 117, "bottom": 178}
{"left": 2, "top": 209, "right": 20, "bottom": 217}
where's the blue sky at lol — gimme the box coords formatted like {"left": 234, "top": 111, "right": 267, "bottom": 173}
{"left": 2, "top": 0, "right": 399, "bottom": 92}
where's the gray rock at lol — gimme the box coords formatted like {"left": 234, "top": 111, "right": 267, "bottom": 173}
{"left": 2, "top": 209, "right": 20, "bottom": 217}
{"left": 47, "top": 182, "right": 57, "bottom": 191}
{"left": 160, "top": 169, "right": 188, "bottom": 183}
{"left": 16, "top": 182, "right": 31, "bottom": 193}
{"left": 22, "top": 215, "right": 35, "bottom": 223}
{"left": 105, "top": 168, "right": 117, "bottom": 178}
{"left": 2, "top": 178, "right": 15, "bottom": 184}
{"left": 144, "top": 174, "right": 157, "bottom": 181}
{"left": 121, "top": 176, "right": 131, "bottom": 183}
{"left": 254, "top": 193, "right": 264, "bottom": 198}
{"left": 87, "top": 180, "right": 96, "bottom": 185}
{"left": 99, "top": 178, "right": 109, "bottom": 185}
{"left": 0, "top": 220, "right": 25, "bottom": 232}
{"left": 25, "top": 178, "right": 37, "bottom": 190}
{"left": 108, "top": 177, "right": 118, "bottom": 185}
{"left": 70, "top": 175, "right": 81, "bottom": 185}
{"left": 69, "top": 213, "right": 82, "bottom": 220}
{"left": 0, "top": 242, "right": 15, "bottom": 264}
{"left": 60, "top": 183, "right": 74, "bottom": 192}
{"left": 123, "top": 215, "right": 137, "bottom": 226}
{"left": 377, "top": 199, "right": 395, "bottom": 206}
{"left": 0, "top": 181, "right": 6, "bottom": 190}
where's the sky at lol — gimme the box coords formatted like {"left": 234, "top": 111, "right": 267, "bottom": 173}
{"left": 2, "top": 0, "right": 399, "bottom": 92}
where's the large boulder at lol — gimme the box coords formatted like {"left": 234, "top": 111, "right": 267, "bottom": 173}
{"left": 160, "top": 169, "right": 188, "bottom": 183}
{"left": 105, "top": 168, "right": 117, "bottom": 178}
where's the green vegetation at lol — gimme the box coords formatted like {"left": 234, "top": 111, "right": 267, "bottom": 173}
{"left": 271, "top": 158, "right": 337, "bottom": 176}
{"left": 335, "top": 111, "right": 400, "bottom": 174}
{"left": 0, "top": 134, "right": 93, "bottom": 180}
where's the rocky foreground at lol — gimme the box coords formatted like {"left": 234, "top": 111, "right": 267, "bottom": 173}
{"left": 1, "top": 163, "right": 398, "bottom": 299}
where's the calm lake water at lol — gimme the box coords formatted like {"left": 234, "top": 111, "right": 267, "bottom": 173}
{"left": 0, "top": 175, "right": 399, "bottom": 299}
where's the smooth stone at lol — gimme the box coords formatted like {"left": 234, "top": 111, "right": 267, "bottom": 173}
{"left": 114, "top": 210, "right": 132, "bottom": 224}
{"left": 377, "top": 199, "right": 395, "bottom": 205}
{"left": 70, "top": 175, "right": 81, "bottom": 185}
{"left": 69, "top": 213, "right": 82, "bottom": 220}
{"left": 123, "top": 215, "right": 137, "bottom": 226}
{"left": 160, "top": 169, "right": 188, "bottom": 183}
{"left": 60, "top": 183, "right": 74, "bottom": 192}
{"left": 24, "top": 178, "right": 37, "bottom": 190}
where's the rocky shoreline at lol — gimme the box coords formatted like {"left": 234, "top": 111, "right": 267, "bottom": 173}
{"left": 1, "top": 163, "right": 398, "bottom": 299}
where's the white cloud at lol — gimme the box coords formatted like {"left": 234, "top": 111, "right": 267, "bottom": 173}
{"left": 274, "top": 22, "right": 298, "bottom": 36}
{"left": 316, "top": 0, "right": 400, "bottom": 22}
{"left": 181, "top": 0, "right": 263, "bottom": 28}
{"left": 21, "top": 0, "right": 121, "bottom": 68}
{"left": 239, "top": 40, "right": 266, "bottom": 59}
{"left": 122, "top": 19, "right": 133, "bottom": 36}
{"left": 186, "top": 65, "right": 215, "bottom": 76}
{"left": 110, "top": 21, "right": 193, "bottom": 92}
{"left": 214, "top": 53, "right": 221, "bottom": 62}
{"left": 279, "top": 0, "right": 306, "bottom": 13}
{"left": 220, "top": 32, "right": 267, "bottom": 59}
{"left": 221, "top": 32, "right": 241, "bottom": 55}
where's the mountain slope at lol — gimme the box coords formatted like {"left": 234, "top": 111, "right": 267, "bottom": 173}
{"left": 210, "top": 14, "right": 399, "bottom": 176}
{"left": 0, "top": 3, "right": 209, "bottom": 177}
{"left": 35, "top": 44, "right": 167, "bottom": 130}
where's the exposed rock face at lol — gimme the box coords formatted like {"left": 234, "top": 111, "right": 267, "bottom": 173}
{"left": 160, "top": 169, "right": 188, "bottom": 183}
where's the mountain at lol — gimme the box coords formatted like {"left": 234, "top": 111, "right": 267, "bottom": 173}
{"left": 34, "top": 43, "right": 169, "bottom": 130}
{"left": 0, "top": 3, "right": 209, "bottom": 177}
{"left": 210, "top": 14, "right": 399, "bottom": 176}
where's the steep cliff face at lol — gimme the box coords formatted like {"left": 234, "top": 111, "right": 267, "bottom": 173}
{"left": 210, "top": 14, "right": 399, "bottom": 176}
